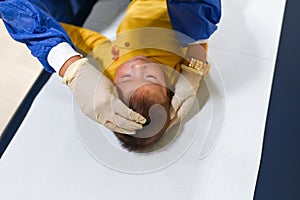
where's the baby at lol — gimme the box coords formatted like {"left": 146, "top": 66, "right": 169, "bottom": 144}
{"left": 61, "top": 0, "right": 210, "bottom": 151}
{"left": 113, "top": 55, "right": 175, "bottom": 151}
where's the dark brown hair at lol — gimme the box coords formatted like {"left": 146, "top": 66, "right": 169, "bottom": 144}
{"left": 115, "top": 83, "right": 173, "bottom": 151}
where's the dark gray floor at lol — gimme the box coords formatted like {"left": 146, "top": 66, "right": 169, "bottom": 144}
{"left": 254, "top": 0, "right": 300, "bottom": 199}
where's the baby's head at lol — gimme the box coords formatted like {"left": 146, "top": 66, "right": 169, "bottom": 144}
{"left": 115, "top": 84, "right": 172, "bottom": 151}
{"left": 114, "top": 55, "right": 173, "bottom": 151}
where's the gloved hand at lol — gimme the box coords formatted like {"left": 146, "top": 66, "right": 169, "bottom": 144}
{"left": 63, "top": 58, "right": 147, "bottom": 135}
{"left": 167, "top": 66, "right": 203, "bottom": 130}
{"left": 0, "top": 0, "right": 74, "bottom": 73}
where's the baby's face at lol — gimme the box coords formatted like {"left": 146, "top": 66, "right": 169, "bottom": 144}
{"left": 114, "top": 56, "right": 167, "bottom": 103}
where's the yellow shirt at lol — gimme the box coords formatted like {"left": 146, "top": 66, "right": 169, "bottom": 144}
{"left": 61, "top": 0, "right": 205, "bottom": 84}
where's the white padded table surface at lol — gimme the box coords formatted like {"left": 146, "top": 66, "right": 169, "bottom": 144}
{"left": 0, "top": 0, "right": 286, "bottom": 199}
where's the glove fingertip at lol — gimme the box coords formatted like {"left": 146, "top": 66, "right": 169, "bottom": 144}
{"left": 121, "top": 131, "right": 136, "bottom": 135}
{"left": 169, "top": 106, "right": 177, "bottom": 120}
{"left": 138, "top": 115, "right": 147, "bottom": 124}
{"left": 115, "top": 127, "right": 136, "bottom": 135}
{"left": 130, "top": 110, "right": 147, "bottom": 124}
{"left": 104, "top": 122, "right": 136, "bottom": 135}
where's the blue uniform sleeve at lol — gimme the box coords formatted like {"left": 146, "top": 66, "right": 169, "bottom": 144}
{"left": 0, "top": 0, "right": 75, "bottom": 73}
{"left": 40, "top": 0, "right": 98, "bottom": 26}
{"left": 167, "top": 0, "right": 221, "bottom": 42}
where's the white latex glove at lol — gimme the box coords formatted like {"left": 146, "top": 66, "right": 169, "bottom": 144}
{"left": 63, "top": 58, "right": 146, "bottom": 134}
{"left": 167, "top": 66, "right": 203, "bottom": 129}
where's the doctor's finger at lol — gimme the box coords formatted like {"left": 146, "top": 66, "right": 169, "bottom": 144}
{"left": 112, "top": 114, "right": 144, "bottom": 131}
{"left": 104, "top": 122, "right": 136, "bottom": 135}
{"left": 112, "top": 99, "right": 147, "bottom": 124}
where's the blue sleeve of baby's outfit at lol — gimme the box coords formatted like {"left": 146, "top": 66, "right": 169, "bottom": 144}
{"left": 0, "top": 0, "right": 75, "bottom": 73}
{"left": 167, "top": 0, "right": 221, "bottom": 42}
